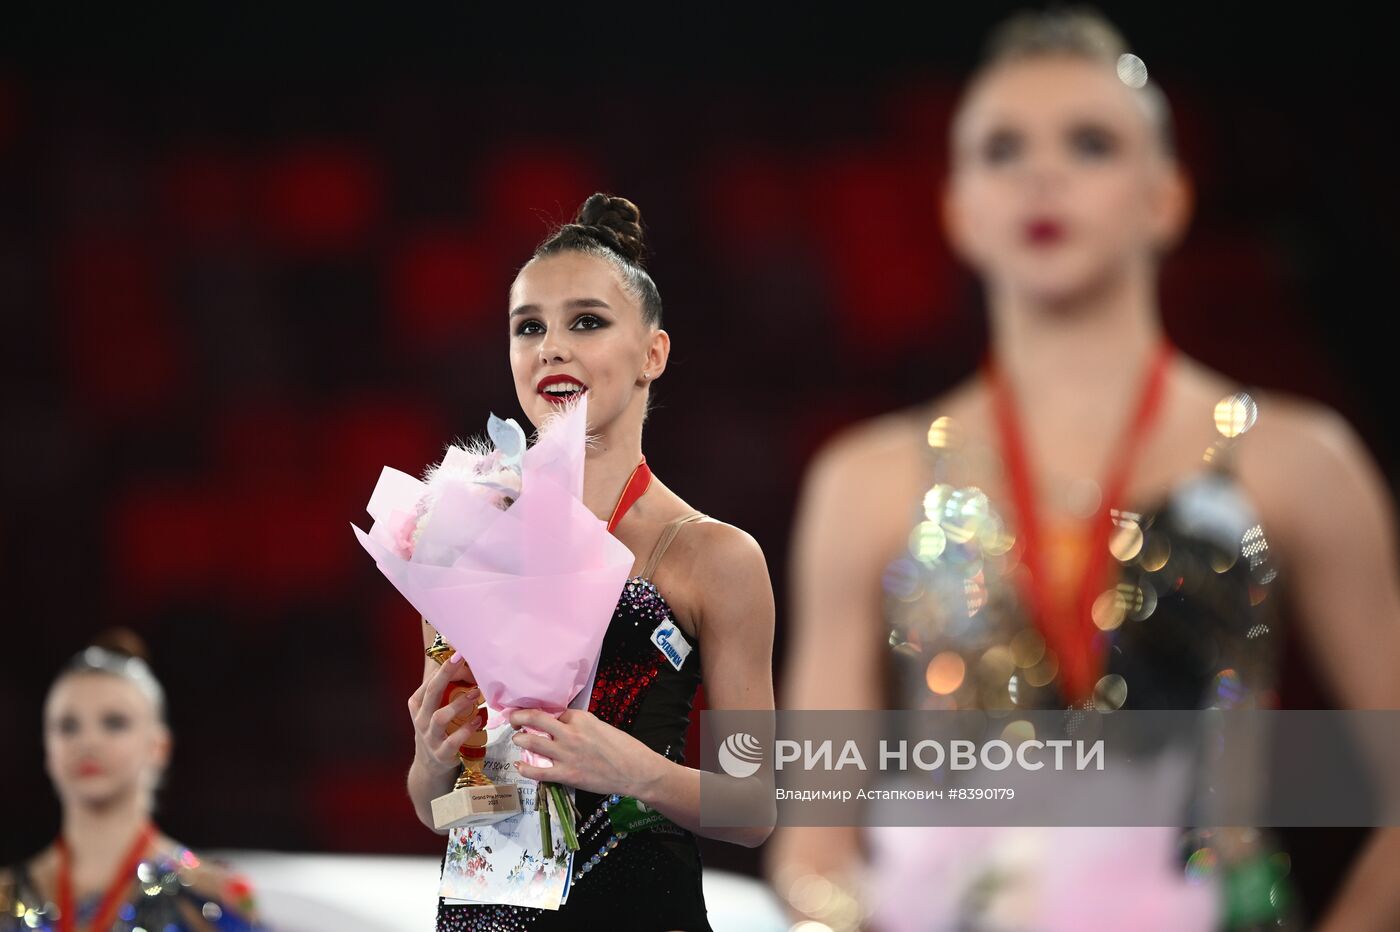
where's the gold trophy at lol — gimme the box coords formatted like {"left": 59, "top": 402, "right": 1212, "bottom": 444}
{"left": 425, "top": 628, "right": 521, "bottom": 830}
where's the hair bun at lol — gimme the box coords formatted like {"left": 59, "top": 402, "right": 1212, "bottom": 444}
{"left": 573, "top": 193, "right": 647, "bottom": 266}
{"left": 90, "top": 627, "right": 152, "bottom": 663}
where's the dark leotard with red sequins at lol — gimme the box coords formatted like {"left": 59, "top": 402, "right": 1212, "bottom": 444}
{"left": 436, "top": 514, "right": 712, "bottom": 932}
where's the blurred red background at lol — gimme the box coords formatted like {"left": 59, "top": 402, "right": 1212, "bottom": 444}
{"left": 2, "top": 3, "right": 1395, "bottom": 916}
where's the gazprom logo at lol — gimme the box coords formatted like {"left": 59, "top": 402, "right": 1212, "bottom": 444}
{"left": 718, "top": 732, "right": 764, "bottom": 778}
{"left": 650, "top": 622, "right": 692, "bottom": 671}
{"left": 656, "top": 627, "right": 683, "bottom": 666}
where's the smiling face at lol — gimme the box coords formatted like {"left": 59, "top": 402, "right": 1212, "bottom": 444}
{"left": 44, "top": 672, "right": 169, "bottom": 811}
{"left": 944, "top": 54, "right": 1191, "bottom": 307}
{"left": 508, "top": 250, "right": 668, "bottom": 434}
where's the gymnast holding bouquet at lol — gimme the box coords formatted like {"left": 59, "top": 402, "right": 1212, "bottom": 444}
{"left": 386, "top": 194, "right": 775, "bottom": 931}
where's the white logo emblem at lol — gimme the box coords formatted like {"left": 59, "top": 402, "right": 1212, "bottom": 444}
{"left": 718, "top": 732, "right": 764, "bottom": 778}
{"left": 649, "top": 622, "right": 692, "bottom": 671}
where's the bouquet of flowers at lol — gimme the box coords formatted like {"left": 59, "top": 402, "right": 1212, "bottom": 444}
{"left": 352, "top": 395, "right": 634, "bottom": 851}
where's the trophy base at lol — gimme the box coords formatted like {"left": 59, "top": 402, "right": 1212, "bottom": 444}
{"left": 431, "top": 783, "right": 522, "bottom": 831}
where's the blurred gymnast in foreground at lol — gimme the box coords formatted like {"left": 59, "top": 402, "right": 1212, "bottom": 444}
{"left": 767, "top": 8, "right": 1400, "bottom": 931}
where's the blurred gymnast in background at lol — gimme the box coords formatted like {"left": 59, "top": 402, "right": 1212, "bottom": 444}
{"left": 768, "top": 7, "right": 1400, "bottom": 931}
{"left": 0, "top": 631, "right": 261, "bottom": 931}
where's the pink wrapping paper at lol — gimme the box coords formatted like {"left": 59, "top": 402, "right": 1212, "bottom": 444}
{"left": 352, "top": 396, "right": 634, "bottom": 765}
{"left": 864, "top": 825, "right": 1219, "bottom": 931}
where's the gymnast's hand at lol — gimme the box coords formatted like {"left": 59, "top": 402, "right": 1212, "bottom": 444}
{"left": 407, "top": 655, "right": 482, "bottom": 775}
{"left": 509, "top": 708, "right": 664, "bottom": 798}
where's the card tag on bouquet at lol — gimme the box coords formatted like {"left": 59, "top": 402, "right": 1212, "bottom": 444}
{"left": 439, "top": 725, "right": 574, "bottom": 910}
{"left": 649, "top": 622, "right": 692, "bottom": 671}
{"left": 440, "top": 669, "right": 593, "bottom": 910}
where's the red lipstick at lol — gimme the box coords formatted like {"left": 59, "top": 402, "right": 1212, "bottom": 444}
{"left": 1024, "top": 218, "right": 1066, "bottom": 246}
{"left": 536, "top": 374, "right": 588, "bottom": 406}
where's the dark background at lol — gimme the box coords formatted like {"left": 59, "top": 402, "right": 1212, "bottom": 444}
{"left": 2, "top": 2, "right": 1395, "bottom": 921}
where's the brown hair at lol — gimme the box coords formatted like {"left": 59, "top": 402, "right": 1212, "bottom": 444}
{"left": 59, "top": 627, "right": 166, "bottom": 720}
{"left": 968, "top": 6, "right": 1177, "bottom": 157}
{"left": 532, "top": 193, "right": 664, "bottom": 327}
{"left": 89, "top": 627, "right": 153, "bottom": 661}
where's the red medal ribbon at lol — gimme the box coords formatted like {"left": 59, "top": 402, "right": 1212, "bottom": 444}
{"left": 986, "top": 340, "right": 1174, "bottom": 703}
{"left": 55, "top": 821, "right": 157, "bottom": 932}
{"left": 606, "top": 457, "right": 652, "bottom": 533}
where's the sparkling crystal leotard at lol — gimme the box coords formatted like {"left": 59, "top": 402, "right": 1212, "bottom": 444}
{"left": 0, "top": 837, "right": 262, "bottom": 931}
{"left": 872, "top": 390, "right": 1304, "bottom": 931}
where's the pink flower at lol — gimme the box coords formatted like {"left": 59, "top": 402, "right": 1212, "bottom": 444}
{"left": 389, "top": 511, "right": 418, "bottom": 561}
